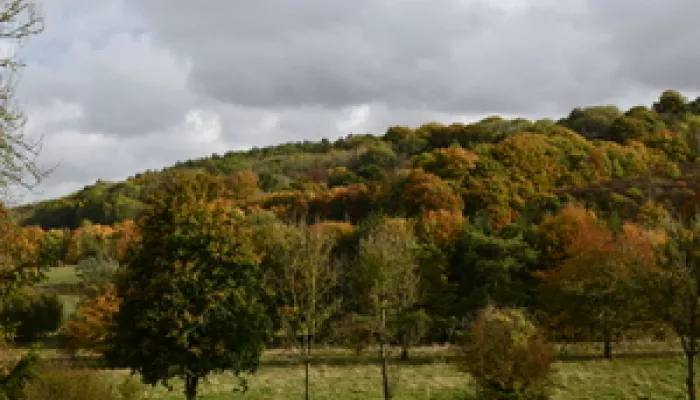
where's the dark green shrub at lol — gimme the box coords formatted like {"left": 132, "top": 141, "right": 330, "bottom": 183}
{"left": 1, "top": 291, "right": 63, "bottom": 342}
{"left": 460, "top": 306, "right": 555, "bottom": 400}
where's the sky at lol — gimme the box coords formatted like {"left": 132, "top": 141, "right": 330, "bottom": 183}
{"left": 11, "top": 0, "right": 700, "bottom": 203}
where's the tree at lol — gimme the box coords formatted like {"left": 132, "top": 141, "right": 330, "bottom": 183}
{"left": 559, "top": 105, "right": 622, "bottom": 140}
{"left": 450, "top": 221, "right": 538, "bottom": 317}
{"left": 265, "top": 220, "right": 339, "bottom": 400}
{"left": 0, "top": 3, "right": 47, "bottom": 391}
{"left": 0, "top": 204, "right": 44, "bottom": 302}
{"left": 632, "top": 214, "right": 700, "bottom": 400}
{"left": 358, "top": 217, "right": 420, "bottom": 400}
{"left": 74, "top": 252, "right": 119, "bottom": 293}
{"left": 105, "top": 173, "right": 272, "bottom": 400}
{"left": 395, "top": 309, "right": 431, "bottom": 360}
{"left": 653, "top": 90, "right": 688, "bottom": 120}
{"left": 60, "top": 283, "right": 119, "bottom": 355}
{"left": 0, "top": 0, "right": 45, "bottom": 195}
{"left": 537, "top": 214, "right": 654, "bottom": 358}
{"left": 0, "top": 289, "right": 62, "bottom": 343}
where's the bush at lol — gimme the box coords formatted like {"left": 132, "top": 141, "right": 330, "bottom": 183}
{"left": 460, "top": 306, "right": 555, "bottom": 400}
{"left": 24, "top": 369, "right": 117, "bottom": 400}
{"left": 1, "top": 291, "right": 63, "bottom": 342}
{"left": 0, "top": 352, "right": 40, "bottom": 400}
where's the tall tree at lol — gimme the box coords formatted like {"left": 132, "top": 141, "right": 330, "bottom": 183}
{"left": 633, "top": 214, "right": 700, "bottom": 400}
{"left": 0, "top": 0, "right": 44, "bottom": 196}
{"left": 105, "top": 173, "right": 272, "bottom": 400}
{"left": 265, "top": 220, "right": 339, "bottom": 400}
{"left": 358, "top": 217, "right": 420, "bottom": 400}
{"left": 0, "top": 2, "right": 46, "bottom": 394}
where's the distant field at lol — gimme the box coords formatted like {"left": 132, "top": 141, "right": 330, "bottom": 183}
{"left": 41, "top": 266, "right": 79, "bottom": 286}
{"left": 38, "top": 266, "right": 81, "bottom": 319}
{"left": 57, "top": 294, "right": 81, "bottom": 319}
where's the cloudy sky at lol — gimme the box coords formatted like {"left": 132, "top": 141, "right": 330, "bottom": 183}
{"left": 12, "top": 0, "right": 700, "bottom": 203}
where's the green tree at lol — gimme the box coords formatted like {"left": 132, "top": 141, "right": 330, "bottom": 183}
{"left": 105, "top": 173, "right": 272, "bottom": 400}
{"left": 358, "top": 217, "right": 420, "bottom": 400}
{"left": 265, "top": 220, "right": 339, "bottom": 400}
{"left": 653, "top": 90, "right": 688, "bottom": 121}
{"left": 559, "top": 105, "right": 622, "bottom": 140}
{"left": 450, "top": 221, "right": 538, "bottom": 317}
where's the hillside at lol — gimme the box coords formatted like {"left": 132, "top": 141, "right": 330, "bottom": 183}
{"left": 14, "top": 89, "right": 700, "bottom": 230}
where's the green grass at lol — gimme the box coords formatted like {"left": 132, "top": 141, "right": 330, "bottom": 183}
{"left": 93, "top": 346, "right": 698, "bottom": 399}
{"left": 42, "top": 266, "right": 79, "bottom": 286}
{"left": 102, "top": 356, "right": 695, "bottom": 400}
{"left": 5, "top": 345, "right": 696, "bottom": 399}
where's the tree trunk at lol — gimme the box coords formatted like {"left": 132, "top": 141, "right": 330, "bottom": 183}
{"left": 380, "top": 308, "right": 392, "bottom": 400}
{"left": 305, "top": 333, "right": 311, "bottom": 400}
{"left": 400, "top": 347, "right": 408, "bottom": 361}
{"left": 603, "top": 329, "right": 612, "bottom": 360}
{"left": 687, "top": 350, "right": 696, "bottom": 400}
{"left": 184, "top": 374, "right": 198, "bottom": 400}
{"left": 688, "top": 300, "right": 698, "bottom": 400}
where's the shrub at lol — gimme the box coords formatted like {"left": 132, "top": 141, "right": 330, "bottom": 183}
{"left": 460, "top": 306, "right": 555, "bottom": 400}
{"left": 1, "top": 291, "right": 63, "bottom": 343}
{"left": 0, "top": 352, "right": 40, "bottom": 400}
{"left": 24, "top": 369, "right": 116, "bottom": 400}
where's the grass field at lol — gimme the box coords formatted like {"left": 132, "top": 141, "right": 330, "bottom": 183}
{"left": 9, "top": 345, "right": 689, "bottom": 400}
{"left": 99, "top": 353, "right": 694, "bottom": 399}
{"left": 18, "top": 267, "right": 697, "bottom": 399}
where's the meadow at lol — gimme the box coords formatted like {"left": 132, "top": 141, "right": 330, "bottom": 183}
{"left": 19, "top": 347, "right": 693, "bottom": 400}
{"left": 17, "top": 265, "right": 695, "bottom": 400}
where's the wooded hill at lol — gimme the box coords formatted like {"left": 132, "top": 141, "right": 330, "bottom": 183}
{"left": 15, "top": 89, "right": 700, "bottom": 230}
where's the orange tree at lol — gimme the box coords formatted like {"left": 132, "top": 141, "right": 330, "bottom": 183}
{"left": 104, "top": 172, "right": 272, "bottom": 400}
{"left": 537, "top": 205, "right": 658, "bottom": 358}
{"left": 60, "top": 283, "right": 120, "bottom": 354}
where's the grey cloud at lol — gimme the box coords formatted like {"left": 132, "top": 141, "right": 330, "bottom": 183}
{"left": 582, "top": 0, "right": 700, "bottom": 92}
{"left": 15, "top": 0, "right": 700, "bottom": 204}
{"left": 21, "top": 1, "right": 194, "bottom": 137}
{"left": 129, "top": 0, "right": 700, "bottom": 115}
{"left": 127, "top": 0, "right": 623, "bottom": 115}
